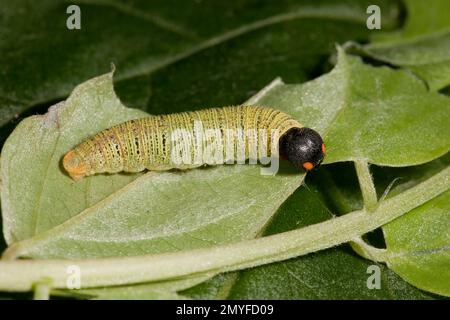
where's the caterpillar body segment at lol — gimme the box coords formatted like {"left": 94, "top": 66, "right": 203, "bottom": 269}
{"left": 63, "top": 105, "right": 325, "bottom": 181}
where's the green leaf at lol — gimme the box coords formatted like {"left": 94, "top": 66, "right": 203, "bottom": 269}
{"left": 58, "top": 275, "right": 212, "bottom": 300}
{"left": 0, "top": 73, "right": 145, "bottom": 245}
{"left": 383, "top": 190, "right": 450, "bottom": 296}
{"left": 2, "top": 51, "right": 449, "bottom": 298}
{"left": 1, "top": 0, "right": 448, "bottom": 300}
{"left": 2, "top": 48, "right": 449, "bottom": 263}
{"left": 0, "top": 1, "right": 402, "bottom": 298}
{"left": 183, "top": 167, "right": 439, "bottom": 300}
{"left": 0, "top": 155, "right": 447, "bottom": 293}
{"left": 227, "top": 252, "right": 438, "bottom": 299}
{"left": 378, "top": 154, "right": 450, "bottom": 296}
{"left": 316, "top": 155, "right": 450, "bottom": 297}
{"left": 0, "top": 72, "right": 303, "bottom": 259}
{"left": 319, "top": 155, "right": 450, "bottom": 297}
{"left": 0, "top": 0, "right": 399, "bottom": 127}
{"left": 363, "top": 0, "right": 450, "bottom": 91}
{"left": 0, "top": 0, "right": 401, "bottom": 267}
{"left": 254, "top": 50, "right": 450, "bottom": 166}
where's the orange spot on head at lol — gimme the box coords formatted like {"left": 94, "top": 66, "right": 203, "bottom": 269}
{"left": 302, "top": 162, "right": 314, "bottom": 171}
{"left": 63, "top": 150, "right": 88, "bottom": 181}
{"left": 321, "top": 143, "right": 326, "bottom": 154}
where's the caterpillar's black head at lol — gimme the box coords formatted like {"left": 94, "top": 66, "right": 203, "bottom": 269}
{"left": 279, "top": 127, "right": 325, "bottom": 171}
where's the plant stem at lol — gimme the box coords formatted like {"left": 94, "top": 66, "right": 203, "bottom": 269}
{"left": 350, "top": 236, "right": 387, "bottom": 262}
{"left": 0, "top": 166, "right": 448, "bottom": 292}
{"left": 354, "top": 159, "right": 378, "bottom": 212}
{"left": 33, "top": 280, "right": 52, "bottom": 300}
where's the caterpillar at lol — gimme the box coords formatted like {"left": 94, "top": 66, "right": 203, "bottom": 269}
{"left": 63, "top": 105, "right": 325, "bottom": 180}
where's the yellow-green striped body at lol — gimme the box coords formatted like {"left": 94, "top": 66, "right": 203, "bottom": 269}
{"left": 63, "top": 105, "right": 301, "bottom": 180}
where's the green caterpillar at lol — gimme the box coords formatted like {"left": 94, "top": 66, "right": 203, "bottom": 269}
{"left": 63, "top": 105, "right": 325, "bottom": 180}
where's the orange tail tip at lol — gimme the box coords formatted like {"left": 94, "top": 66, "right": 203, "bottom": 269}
{"left": 63, "top": 150, "right": 88, "bottom": 181}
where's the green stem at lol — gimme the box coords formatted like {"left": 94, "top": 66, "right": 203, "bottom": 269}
{"left": 0, "top": 166, "right": 448, "bottom": 292}
{"left": 354, "top": 159, "right": 378, "bottom": 212}
{"left": 33, "top": 280, "right": 52, "bottom": 300}
{"left": 350, "top": 236, "right": 387, "bottom": 262}
{"left": 322, "top": 162, "right": 382, "bottom": 262}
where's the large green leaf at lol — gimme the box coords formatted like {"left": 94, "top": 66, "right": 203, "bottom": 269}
{"left": 383, "top": 190, "right": 450, "bottom": 296}
{"left": 2, "top": 48, "right": 449, "bottom": 263}
{"left": 374, "top": 154, "right": 450, "bottom": 296}
{"left": 0, "top": 0, "right": 401, "bottom": 262}
{"left": 0, "top": 1, "right": 402, "bottom": 298}
{"left": 0, "top": 48, "right": 448, "bottom": 300}
{"left": 59, "top": 274, "right": 212, "bottom": 300}
{"left": 316, "top": 154, "right": 450, "bottom": 297}
{"left": 0, "top": 0, "right": 399, "bottom": 128}
{"left": 254, "top": 50, "right": 450, "bottom": 166}
{"left": 183, "top": 165, "right": 439, "bottom": 300}
{"left": 320, "top": 154, "right": 450, "bottom": 297}
{"left": 0, "top": 72, "right": 303, "bottom": 259}
{"left": 363, "top": 0, "right": 450, "bottom": 91}
{"left": 346, "top": 153, "right": 450, "bottom": 297}
{"left": 63, "top": 159, "right": 450, "bottom": 299}
{"left": 1, "top": 0, "right": 448, "bottom": 300}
